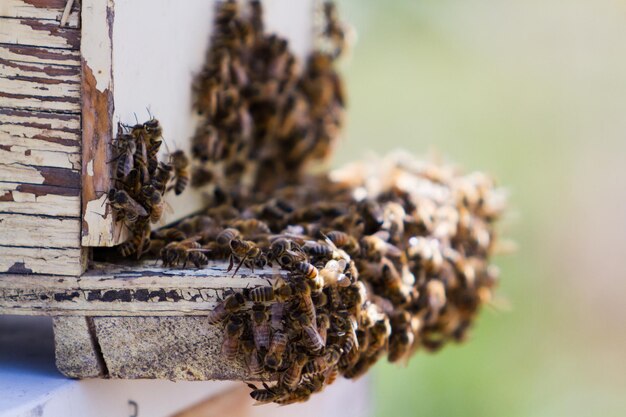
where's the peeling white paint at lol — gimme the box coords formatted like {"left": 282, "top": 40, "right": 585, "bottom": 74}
{"left": 87, "top": 159, "right": 94, "bottom": 176}
{"left": 81, "top": 0, "right": 113, "bottom": 92}
{"left": 82, "top": 195, "right": 129, "bottom": 246}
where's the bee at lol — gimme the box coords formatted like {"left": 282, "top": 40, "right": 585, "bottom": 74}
{"left": 317, "top": 313, "right": 331, "bottom": 346}
{"left": 131, "top": 128, "right": 150, "bottom": 181}
{"left": 170, "top": 150, "right": 190, "bottom": 195}
{"left": 151, "top": 227, "right": 186, "bottom": 242}
{"left": 293, "top": 281, "right": 316, "bottom": 325}
{"left": 221, "top": 315, "right": 244, "bottom": 361}
{"left": 160, "top": 238, "right": 208, "bottom": 268}
{"left": 207, "top": 292, "right": 245, "bottom": 325}
{"left": 342, "top": 281, "right": 367, "bottom": 317}
{"left": 293, "top": 310, "right": 324, "bottom": 353}
{"left": 216, "top": 227, "right": 241, "bottom": 246}
{"left": 228, "top": 239, "right": 262, "bottom": 275}
{"left": 326, "top": 230, "right": 359, "bottom": 256}
{"left": 301, "top": 242, "right": 331, "bottom": 260}
{"left": 230, "top": 218, "right": 271, "bottom": 236}
{"left": 264, "top": 330, "right": 288, "bottom": 370}
{"left": 141, "top": 185, "right": 164, "bottom": 223}
{"left": 319, "top": 259, "right": 350, "bottom": 287}
{"left": 112, "top": 131, "right": 136, "bottom": 180}
{"left": 342, "top": 356, "right": 377, "bottom": 380}
{"left": 248, "top": 285, "right": 274, "bottom": 302}
{"left": 424, "top": 279, "right": 446, "bottom": 324}
{"left": 280, "top": 352, "right": 308, "bottom": 389}
{"left": 380, "top": 259, "right": 412, "bottom": 306}
{"left": 251, "top": 304, "right": 271, "bottom": 352}
{"left": 118, "top": 218, "right": 150, "bottom": 258}
{"left": 388, "top": 316, "right": 416, "bottom": 364}
{"left": 294, "top": 261, "right": 323, "bottom": 291}
{"left": 241, "top": 339, "right": 264, "bottom": 377}
{"left": 360, "top": 234, "right": 403, "bottom": 262}
{"left": 364, "top": 318, "right": 391, "bottom": 358}
{"left": 108, "top": 189, "right": 148, "bottom": 223}
{"left": 304, "top": 346, "right": 341, "bottom": 376}
{"left": 152, "top": 161, "right": 173, "bottom": 194}
{"left": 247, "top": 382, "right": 283, "bottom": 404}
{"left": 118, "top": 168, "right": 141, "bottom": 196}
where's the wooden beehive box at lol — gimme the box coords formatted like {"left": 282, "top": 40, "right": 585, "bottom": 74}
{"left": 0, "top": 0, "right": 315, "bottom": 379}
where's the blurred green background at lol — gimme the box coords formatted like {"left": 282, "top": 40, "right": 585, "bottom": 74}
{"left": 333, "top": 1, "right": 626, "bottom": 416}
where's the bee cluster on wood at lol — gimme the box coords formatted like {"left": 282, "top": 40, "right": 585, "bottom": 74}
{"left": 107, "top": 120, "right": 190, "bottom": 259}
{"left": 106, "top": 0, "right": 506, "bottom": 406}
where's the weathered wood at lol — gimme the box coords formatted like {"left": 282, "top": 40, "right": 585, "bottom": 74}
{"left": 0, "top": 246, "right": 83, "bottom": 275}
{"left": 0, "top": 163, "right": 80, "bottom": 187}
{"left": 0, "top": 262, "right": 282, "bottom": 316}
{"left": 0, "top": 58, "right": 81, "bottom": 101}
{"left": 0, "top": 44, "right": 80, "bottom": 67}
{"left": 0, "top": 181, "right": 80, "bottom": 216}
{"left": 0, "top": 213, "right": 81, "bottom": 248}
{"left": 80, "top": 0, "right": 118, "bottom": 247}
{"left": 0, "top": 17, "right": 80, "bottom": 49}
{"left": 0, "top": 145, "right": 80, "bottom": 169}
{"left": 0, "top": 0, "right": 80, "bottom": 28}
{"left": 0, "top": 107, "right": 81, "bottom": 144}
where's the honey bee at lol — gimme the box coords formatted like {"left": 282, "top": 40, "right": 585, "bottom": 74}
{"left": 151, "top": 227, "right": 186, "bottom": 242}
{"left": 293, "top": 310, "right": 324, "bottom": 353}
{"left": 319, "top": 259, "right": 349, "bottom": 287}
{"left": 216, "top": 227, "right": 241, "bottom": 246}
{"left": 326, "top": 230, "right": 359, "bottom": 256}
{"left": 221, "top": 315, "right": 244, "bottom": 361}
{"left": 152, "top": 161, "right": 173, "bottom": 194}
{"left": 118, "top": 218, "right": 150, "bottom": 258}
{"left": 380, "top": 259, "right": 412, "bottom": 306}
{"left": 160, "top": 238, "right": 208, "bottom": 268}
{"left": 228, "top": 239, "right": 262, "bottom": 275}
{"left": 207, "top": 292, "right": 245, "bottom": 325}
{"left": 301, "top": 240, "right": 333, "bottom": 258}
{"left": 241, "top": 339, "right": 264, "bottom": 377}
{"left": 132, "top": 128, "right": 150, "bottom": 181}
{"left": 141, "top": 185, "right": 164, "bottom": 223}
{"left": 248, "top": 285, "right": 274, "bottom": 302}
{"left": 251, "top": 304, "right": 271, "bottom": 352}
{"left": 388, "top": 315, "right": 416, "bottom": 364}
{"left": 304, "top": 346, "right": 341, "bottom": 376}
{"left": 112, "top": 132, "right": 136, "bottom": 180}
{"left": 342, "top": 356, "right": 377, "bottom": 380}
{"left": 317, "top": 313, "right": 331, "bottom": 346}
{"left": 364, "top": 318, "right": 391, "bottom": 358}
{"left": 264, "top": 330, "right": 288, "bottom": 370}
{"left": 293, "top": 281, "right": 316, "bottom": 325}
{"left": 108, "top": 189, "right": 148, "bottom": 223}
{"left": 170, "top": 150, "right": 190, "bottom": 195}
{"left": 294, "top": 261, "right": 323, "bottom": 291}
{"left": 247, "top": 382, "right": 283, "bottom": 404}
{"left": 230, "top": 218, "right": 271, "bottom": 236}
{"left": 280, "top": 352, "right": 308, "bottom": 389}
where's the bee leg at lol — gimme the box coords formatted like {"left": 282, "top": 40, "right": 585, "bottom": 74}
{"left": 231, "top": 254, "right": 249, "bottom": 277}
{"left": 227, "top": 254, "right": 235, "bottom": 272}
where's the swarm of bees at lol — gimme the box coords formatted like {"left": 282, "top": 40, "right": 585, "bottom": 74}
{"left": 107, "top": 119, "right": 190, "bottom": 259}
{"left": 106, "top": 0, "right": 506, "bottom": 406}
{"left": 191, "top": 0, "right": 345, "bottom": 196}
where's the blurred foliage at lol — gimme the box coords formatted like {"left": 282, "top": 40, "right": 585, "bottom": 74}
{"left": 334, "top": 0, "right": 626, "bottom": 416}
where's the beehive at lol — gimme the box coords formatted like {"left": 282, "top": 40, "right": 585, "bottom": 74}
{"left": 0, "top": 1, "right": 505, "bottom": 406}
{"left": 0, "top": 0, "right": 317, "bottom": 379}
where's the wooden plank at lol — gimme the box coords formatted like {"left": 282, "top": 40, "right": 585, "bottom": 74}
{"left": 0, "top": 144, "right": 80, "bottom": 169}
{"left": 0, "top": 262, "right": 284, "bottom": 315}
{"left": 81, "top": 0, "right": 117, "bottom": 247}
{"left": 0, "top": 163, "right": 80, "bottom": 187}
{"left": 0, "top": 58, "right": 81, "bottom": 96}
{"left": 0, "top": 182, "right": 80, "bottom": 217}
{"left": 0, "top": 0, "right": 80, "bottom": 28}
{"left": 0, "top": 213, "right": 81, "bottom": 248}
{"left": 0, "top": 92, "right": 80, "bottom": 112}
{"left": 0, "top": 246, "right": 83, "bottom": 275}
{"left": 0, "top": 107, "right": 81, "bottom": 141}
{"left": 0, "top": 134, "right": 80, "bottom": 154}
{"left": 0, "top": 17, "right": 80, "bottom": 50}
{"left": 0, "top": 44, "right": 80, "bottom": 67}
